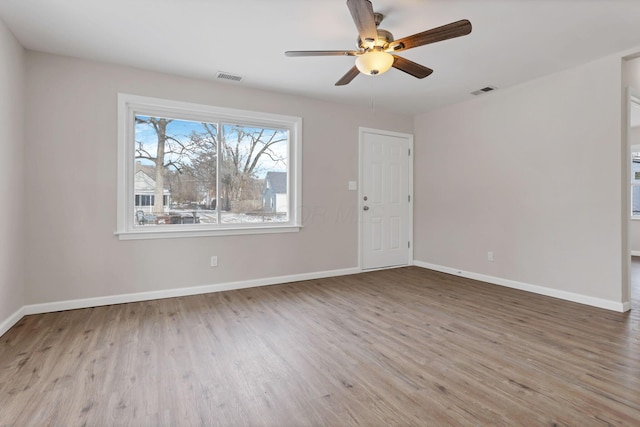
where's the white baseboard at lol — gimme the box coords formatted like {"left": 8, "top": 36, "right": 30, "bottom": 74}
{"left": 413, "top": 261, "right": 629, "bottom": 313}
{"left": 0, "top": 306, "right": 25, "bottom": 338}
{"left": 21, "top": 267, "right": 361, "bottom": 316}
{"left": 2, "top": 261, "right": 630, "bottom": 337}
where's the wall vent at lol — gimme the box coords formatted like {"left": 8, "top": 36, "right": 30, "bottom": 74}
{"left": 215, "top": 71, "right": 243, "bottom": 82}
{"left": 471, "top": 86, "right": 497, "bottom": 96}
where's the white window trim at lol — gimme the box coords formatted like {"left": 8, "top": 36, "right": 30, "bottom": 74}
{"left": 116, "top": 93, "right": 302, "bottom": 240}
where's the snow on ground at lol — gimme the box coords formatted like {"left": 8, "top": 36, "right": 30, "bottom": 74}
{"left": 137, "top": 210, "right": 288, "bottom": 226}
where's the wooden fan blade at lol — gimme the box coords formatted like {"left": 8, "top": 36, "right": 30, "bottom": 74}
{"left": 335, "top": 66, "right": 360, "bottom": 86}
{"left": 392, "top": 56, "right": 433, "bottom": 79}
{"left": 391, "top": 19, "right": 472, "bottom": 52}
{"left": 347, "top": 0, "right": 378, "bottom": 45}
{"left": 285, "top": 50, "right": 359, "bottom": 57}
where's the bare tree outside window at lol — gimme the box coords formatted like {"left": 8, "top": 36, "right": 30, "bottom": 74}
{"left": 220, "top": 125, "right": 287, "bottom": 217}
{"left": 135, "top": 116, "right": 201, "bottom": 214}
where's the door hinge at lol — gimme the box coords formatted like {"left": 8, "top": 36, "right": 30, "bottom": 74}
{"left": 408, "top": 241, "right": 411, "bottom": 248}
{"left": 408, "top": 195, "right": 411, "bottom": 202}
{"left": 408, "top": 148, "right": 411, "bottom": 156}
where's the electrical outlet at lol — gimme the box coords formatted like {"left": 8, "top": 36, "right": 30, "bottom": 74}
{"left": 487, "top": 251, "right": 494, "bottom": 262}
{"left": 210, "top": 256, "right": 218, "bottom": 267}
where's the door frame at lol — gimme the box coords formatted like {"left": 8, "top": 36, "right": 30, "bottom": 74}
{"left": 358, "top": 127, "right": 414, "bottom": 271}
{"left": 624, "top": 88, "right": 640, "bottom": 308}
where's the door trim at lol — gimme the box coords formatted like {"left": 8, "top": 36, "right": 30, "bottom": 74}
{"left": 624, "top": 88, "right": 640, "bottom": 308}
{"left": 358, "top": 127, "right": 414, "bottom": 271}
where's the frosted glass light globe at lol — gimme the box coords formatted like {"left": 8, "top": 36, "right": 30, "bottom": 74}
{"left": 355, "top": 50, "right": 394, "bottom": 76}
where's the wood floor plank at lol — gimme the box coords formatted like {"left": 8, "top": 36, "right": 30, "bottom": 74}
{"left": 1, "top": 265, "right": 640, "bottom": 426}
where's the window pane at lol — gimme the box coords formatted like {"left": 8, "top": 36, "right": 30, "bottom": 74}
{"left": 633, "top": 184, "right": 640, "bottom": 216}
{"left": 632, "top": 153, "right": 640, "bottom": 217}
{"left": 219, "top": 124, "right": 289, "bottom": 224}
{"left": 134, "top": 115, "right": 218, "bottom": 226}
{"left": 633, "top": 152, "right": 640, "bottom": 183}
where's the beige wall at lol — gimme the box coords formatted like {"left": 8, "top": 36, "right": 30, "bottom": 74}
{"left": 0, "top": 19, "right": 24, "bottom": 325}
{"left": 413, "top": 54, "right": 625, "bottom": 304}
{"left": 23, "top": 52, "right": 412, "bottom": 305}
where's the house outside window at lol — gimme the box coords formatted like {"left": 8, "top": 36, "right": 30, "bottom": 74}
{"left": 134, "top": 163, "right": 170, "bottom": 212}
{"left": 262, "top": 171, "right": 288, "bottom": 216}
{"left": 117, "top": 94, "right": 302, "bottom": 239}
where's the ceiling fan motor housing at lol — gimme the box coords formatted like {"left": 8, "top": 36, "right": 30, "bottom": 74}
{"left": 357, "top": 29, "right": 394, "bottom": 51}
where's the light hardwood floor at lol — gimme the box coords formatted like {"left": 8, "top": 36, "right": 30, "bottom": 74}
{"left": 1, "top": 265, "right": 639, "bottom": 426}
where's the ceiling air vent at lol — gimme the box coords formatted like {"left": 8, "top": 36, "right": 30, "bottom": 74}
{"left": 215, "top": 71, "right": 243, "bottom": 82}
{"left": 471, "top": 86, "right": 497, "bottom": 96}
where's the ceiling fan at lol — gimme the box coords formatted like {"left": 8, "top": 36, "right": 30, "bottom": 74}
{"left": 285, "top": 0, "right": 472, "bottom": 86}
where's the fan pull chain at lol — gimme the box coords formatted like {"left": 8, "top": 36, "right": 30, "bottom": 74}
{"left": 370, "top": 77, "right": 377, "bottom": 120}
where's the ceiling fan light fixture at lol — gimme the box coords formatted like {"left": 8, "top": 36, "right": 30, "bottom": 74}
{"left": 285, "top": 0, "right": 472, "bottom": 86}
{"left": 355, "top": 49, "right": 394, "bottom": 76}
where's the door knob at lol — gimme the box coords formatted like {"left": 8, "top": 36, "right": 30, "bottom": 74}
{"left": 363, "top": 206, "right": 369, "bottom": 211}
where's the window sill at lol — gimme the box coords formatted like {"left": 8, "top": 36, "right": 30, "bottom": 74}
{"left": 115, "top": 224, "right": 302, "bottom": 240}
{"left": 631, "top": 217, "right": 640, "bottom": 221}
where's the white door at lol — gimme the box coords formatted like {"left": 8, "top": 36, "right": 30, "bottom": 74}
{"left": 360, "top": 128, "right": 412, "bottom": 270}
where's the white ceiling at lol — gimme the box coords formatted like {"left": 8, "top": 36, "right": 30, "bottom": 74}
{"left": 2, "top": 0, "right": 640, "bottom": 115}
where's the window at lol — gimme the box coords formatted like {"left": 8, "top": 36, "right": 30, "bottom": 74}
{"left": 633, "top": 152, "right": 640, "bottom": 218}
{"left": 134, "top": 195, "right": 169, "bottom": 208}
{"left": 117, "top": 94, "right": 302, "bottom": 239}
